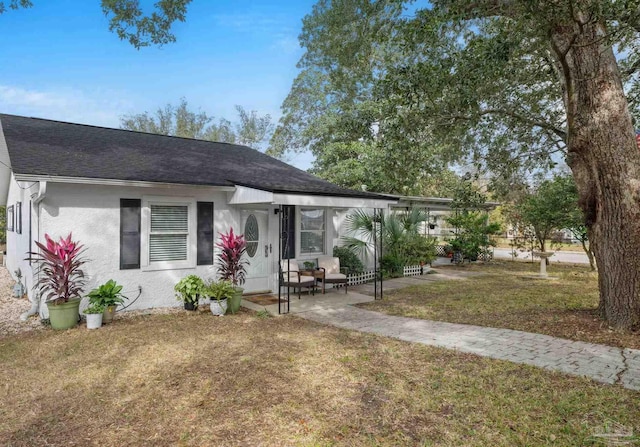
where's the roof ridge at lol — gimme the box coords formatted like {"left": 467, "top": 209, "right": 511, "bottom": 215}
{"left": 0, "top": 112, "right": 257, "bottom": 150}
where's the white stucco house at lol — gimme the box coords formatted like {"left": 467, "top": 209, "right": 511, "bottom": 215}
{"left": 0, "top": 114, "right": 395, "bottom": 317}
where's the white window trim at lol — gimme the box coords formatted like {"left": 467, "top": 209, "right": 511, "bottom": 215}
{"left": 141, "top": 195, "right": 197, "bottom": 271}
{"left": 297, "top": 207, "right": 327, "bottom": 258}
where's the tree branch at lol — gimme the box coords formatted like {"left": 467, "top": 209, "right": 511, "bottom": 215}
{"left": 445, "top": 108, "right": 567, "bottom": 141}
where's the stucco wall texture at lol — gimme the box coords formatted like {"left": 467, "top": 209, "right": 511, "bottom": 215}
{"left": 6, "top": 178, "right": 354, "bottom": 317}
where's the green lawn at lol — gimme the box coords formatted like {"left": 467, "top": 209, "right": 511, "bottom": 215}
{"left": 0, "top": 309, "right": 638, "bottom": 446}
{"left": 361, "top": 261, "right": 640, "bottom": 350}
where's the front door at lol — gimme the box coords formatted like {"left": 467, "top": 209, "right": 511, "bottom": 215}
{"left": 241, "top": 209, "right": 270, "bottom": 293}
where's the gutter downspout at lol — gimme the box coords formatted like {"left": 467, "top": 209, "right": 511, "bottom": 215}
{"left": 20, "top": 181, "right": 46, "bottom": 321}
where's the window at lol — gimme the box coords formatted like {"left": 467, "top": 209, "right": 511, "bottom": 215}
{"left": 149, "top": 204, "right": 189, "bottom": 262}
{"left": 141, "top": 196, "right": 197, "bottom": 270}
{"left": 15, "top": 202, "right": 21, "bottom": 234}
{"left": 6, "top": 205, "right": 13, "bottom": 232}
{"left": 300, "top": 208, "right": 325, "bottom": 254}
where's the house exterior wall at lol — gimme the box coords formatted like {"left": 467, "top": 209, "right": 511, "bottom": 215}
{"left": 5, "top": 179, "right": 390, "bottom": 316}
{"left": 5, "top": 174, "right": 38, "bottom": 299}
{"left": 36, "top": 182, "right": 237, "bottom": 316}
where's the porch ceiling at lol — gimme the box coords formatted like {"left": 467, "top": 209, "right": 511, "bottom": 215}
{"left": 228, "top": 185, "right": 396, "bottom": 209}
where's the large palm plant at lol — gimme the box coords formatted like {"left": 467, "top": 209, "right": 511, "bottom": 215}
{"left": 342, "top": 208, "right": 430, "bottom": 263}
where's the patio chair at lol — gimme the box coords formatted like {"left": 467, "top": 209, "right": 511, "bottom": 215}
{"left": 317, "top": 256, "right": 348, "bottom": 294}
{"left": 279, "top": 260, "right": 316, "bottom": 299}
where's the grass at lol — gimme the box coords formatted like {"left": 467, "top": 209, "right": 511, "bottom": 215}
{"left": 0, "top": 309, "right": 639, "bottom": 446}
{"left": 361, "top": 261, "right": 640, "bottom": 349}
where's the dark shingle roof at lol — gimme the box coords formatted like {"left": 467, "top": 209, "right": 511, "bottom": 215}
{"left": 0, "top": 114, "right": 389, "bottom": 200}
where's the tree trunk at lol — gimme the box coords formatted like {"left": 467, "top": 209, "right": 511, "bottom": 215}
{"left": 550, "top": 18, "right": 640, "bottom": 330}
{"left": 580, "top": 238, "right": 596, "bottom": 272}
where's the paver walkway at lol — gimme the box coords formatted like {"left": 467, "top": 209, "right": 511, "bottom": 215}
{"left": 297, "top": 305, "right": 640, "bottom": 391}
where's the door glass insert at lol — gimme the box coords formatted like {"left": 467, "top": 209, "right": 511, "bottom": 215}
{"left": 245, "top": 214, "right": 259, "bottom": 257}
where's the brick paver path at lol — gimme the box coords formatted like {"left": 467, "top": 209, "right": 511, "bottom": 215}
{"left": 298, "top": 305, "right": 640, "bottom": 391}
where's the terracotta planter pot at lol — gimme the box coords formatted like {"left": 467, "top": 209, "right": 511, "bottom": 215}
{"left": 47, "top": 298, "right": 81, "bottom": 330}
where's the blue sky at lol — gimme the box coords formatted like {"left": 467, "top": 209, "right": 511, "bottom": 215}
{"left": 0, "top": 0, "right": 316, "bottom": 169}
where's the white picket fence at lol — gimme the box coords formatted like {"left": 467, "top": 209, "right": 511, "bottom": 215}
{"left": 403, "top": 265, "right": 423, "bottom": 276}
{"left": 343, "top": 265, "right": 424, "bottom": 286}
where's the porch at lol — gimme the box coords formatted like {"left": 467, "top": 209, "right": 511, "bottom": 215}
{"left": 241, "top": 288, "right": 375, "bottom": 315}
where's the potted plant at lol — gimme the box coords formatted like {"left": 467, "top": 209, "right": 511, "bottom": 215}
{"left": 27, "top": 233, "right": 86, "bottom": 330}
{"left": 87, "top": 279, "right": 127, "bottom": 324}
{"left": 13, "top": 268, "right": 24, "bottom": 298}
{"left": 174, "top": 275, "right": 205, "bottom": 311}
{"left": 303, "top": 261, "right": 315, "bottom": 271}
{"left": 204, "top": 280, "right": 235, "bottom": 316}
{"left": 216, "top": 228, "right": 248, "bottom": 314}
{"left": 84, "top": 303, "right": 105, "bottom": 329}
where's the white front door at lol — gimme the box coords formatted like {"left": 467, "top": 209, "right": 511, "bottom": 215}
{"left": 241, "top": 209, "right": 270, "bottom": 293}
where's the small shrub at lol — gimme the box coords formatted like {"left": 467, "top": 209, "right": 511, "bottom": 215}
{"left": 174, "top": 275, "right": 205, "bottom": 304}
{"left": 402, "top": 234, "right": 437, "bottom": 265}
{"left": 380, "top": 254, "right": 404, "bottom": 278}
{"left": 256, "top": 309, "right": 271, "bottom": 319}
{"left": 333, "top": 246, "right": 365, "bottom": 274}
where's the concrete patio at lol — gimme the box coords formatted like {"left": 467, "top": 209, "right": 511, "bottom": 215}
{"left": 241, "top": 266, "right": 482, "bottom": 315}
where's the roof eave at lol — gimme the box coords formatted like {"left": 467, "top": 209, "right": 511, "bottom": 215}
{"left": 12, "top": 173, "right": 236, "bottom": 191}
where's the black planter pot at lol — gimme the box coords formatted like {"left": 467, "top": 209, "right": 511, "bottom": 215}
{"left": 184, "top": 301, "right": 198, "bottom": 311}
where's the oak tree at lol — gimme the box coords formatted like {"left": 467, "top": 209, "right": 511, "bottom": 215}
{"left": 275, "top": 0, "right": 640, "bottom": 329}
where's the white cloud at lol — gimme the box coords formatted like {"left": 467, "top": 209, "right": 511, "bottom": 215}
{"left": 271, "top": 35, "right": 301, "bottom": 55}
{"left": 212, "top": 11, "right": 294, "bottom": 34}
{"left": 212, "top": 11, "right": 302, "bottom": 55}
{"left": 0, "top": 85, "right": 134, "bottom": 128}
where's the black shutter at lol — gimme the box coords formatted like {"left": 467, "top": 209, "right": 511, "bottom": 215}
{"left": 197, "top": 202, "right": 214, "bottom": 265}
{"left": 120, "top": 199, "right": 141, "bottom": 269}
{"left": 282, "top": 205, "right": 295, "bottom": 259}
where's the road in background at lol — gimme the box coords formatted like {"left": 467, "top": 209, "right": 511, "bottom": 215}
{"left": 492, "top": 248, "right": 590, "bottom": 265}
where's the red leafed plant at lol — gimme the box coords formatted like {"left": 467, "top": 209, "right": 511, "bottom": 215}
{"left": 216, "top": 228, "right": 248, "bottom": 286}
{"left": 28, "top": 233, "right": 87, "bottom": 304}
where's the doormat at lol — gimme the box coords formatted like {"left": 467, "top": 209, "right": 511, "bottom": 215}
{"left": 244, "top": 295, "right": 280, "bottom": 305}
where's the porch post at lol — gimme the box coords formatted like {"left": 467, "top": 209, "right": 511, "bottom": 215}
{"left": 374, "top": 207, "right": 383, "bottom": 300}
{"left": 277, "top": 205, "right": 291, "bottom": 314}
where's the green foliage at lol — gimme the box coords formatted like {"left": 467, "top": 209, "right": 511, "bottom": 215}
{"left": 204, "top": 280, "right": 235, "bottom": 303}
{"left": 332, "top": 246, "right": 364, "bottom": 274}
{"left": 174, "top": 275, "right": 204, "bottom": 304}
{"left": 101, "top": 0, "right": 192, "bottom": 49}
{"left": 447, "top": 213, "right": 501, "bottom": 261}
{"left": 380, "top": 254, "right": 404, "bottom": 278}
{"left": 401, "top": 233, "right": 437, "bottom": 266}
{"left": 121, "top": 99, "right": 274, "bottom": 150}
{"left": 0, "top": 0, "right": 31, "bottom": 15}
{"left": 507, "top": 175, "right": 580, "bottom": 253}
{"left": 0, "top": 1, "right": 190, "bottom": 49}
{"left": 343, "top": 208, "right": 436, "bottom": 271}
{"left": 303, "top": 261, "right": 316, "bottom": 270}
{"left": 272, "top": 0, "right": 640, "bottom": 196}
{"left": 447, "top": 182, "right": 501, "bottom": 261}
{"left": 83, "top": 303, "right": 105, "bottom": 315}
{"left": 256, "top": 309, "right": 271, "bottom": 319}
{"left": 87, "top": 279, "right": 127, "bottom": 308}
